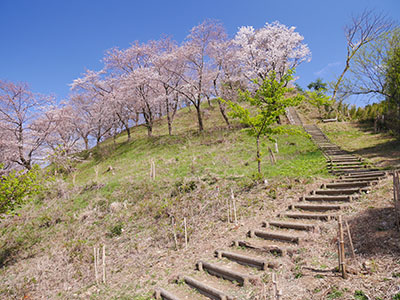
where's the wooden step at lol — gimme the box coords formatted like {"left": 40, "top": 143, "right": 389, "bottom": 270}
{"left": 323, "top": 181, "right": 375, "bottom": 189}
{"left": 232, "top": 240, "right": 295, "bottom": 257}
{"left": 179, "top": 276, "right": 229, "bottom": 300}
{"left": 197, "top": 261, "right": 257, "bottom": 286}
{"left": 301, "top": 195, "right": 352, "bottom": 202}
{"left": 343, "top": 171, "right": 386, "bottom": 178}
{"left": 313, "top": 187, "right": 368, "bottom": 195}
{"left": 265, "top": 220, "right": 316, "bottom": 231}
{"left": 337, "top": 176, "right": 382, "bottom": 183}
{"left": 280, "top": 212, "right": 334, "bottom": 221}
{"left": 215, "top": 250, "right": 276, "bottom": 270}
{"left": 155, "top": 287, "right": 182, "bottom": 300}
{"left": 249, "top": 229, "right": 301, "bottom": 244}
{"left": 290, "top": 203, "right": 347, "bottom": 211}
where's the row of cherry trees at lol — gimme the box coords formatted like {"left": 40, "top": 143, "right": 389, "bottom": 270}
{"left": 0, "top": 20, "right": 311, "bottom": 171}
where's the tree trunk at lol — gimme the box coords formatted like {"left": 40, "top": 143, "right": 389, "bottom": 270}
{"left": 217, "top": 99, "right": 230, "bottom": 127}
{"left": 195, "top": 105, "right": 204, "bottom": 132}
{"left": 256, "top": 135, "right": 261, "bottom": 174}
{"left": 126, "top": 126, "right": 131, "bottom": 141}
{"left": 166, "top": 98, "right": 172, "bottom": 136}
{"left": 83, "top": 137, "right": 89, "bottom": 150}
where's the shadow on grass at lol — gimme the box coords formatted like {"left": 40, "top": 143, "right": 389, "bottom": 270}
{"left": 346, "top": 123, "right": 400, "bottom": 169}
{"left": 347, "top": 206, "right": 400, "bottom": 258}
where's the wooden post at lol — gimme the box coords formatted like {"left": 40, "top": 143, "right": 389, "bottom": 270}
{"left": 345, "top": 221, "right": 356, "bottom": 260}
{"left": 102, "top": 245, "right": 106, "bottom": 284}
{"left": 231, "top": 189, "right": 237, "bottom": 224}
{"left": 274, "top": 141, "right": 279, "bottom": 153}
{"left": 172, "top": 217, "right": 178, "bottom": 250}
{"left": 338, "top": 216, "right": 347, "bottom": 279}
{"left": 226, "top": 196, "right": 231, "bottom": 223}
{"left": 184, "top": 217, "right": 188, "bottom": 249}
{"left": 268, "top": 147, "right": 276, "bottom": 165}
{"left": 394, "top": 171, "right": 400, "bottom": 231}
{"left": 94, "top": 247, "right": 99, "bottom": 285}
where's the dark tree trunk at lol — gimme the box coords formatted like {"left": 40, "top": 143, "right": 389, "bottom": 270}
{"left": 217, "top": 99, "right": 230, "bottom": 127}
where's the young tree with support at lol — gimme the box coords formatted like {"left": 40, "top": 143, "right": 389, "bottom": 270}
{"left": 224, "top": 69, "right": 304, "bottom": 174}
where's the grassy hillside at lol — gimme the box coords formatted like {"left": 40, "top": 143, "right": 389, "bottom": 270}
{"left": 0, "top": 103, "right": 330, "bottom": 299}
{"left": 320, "top": 121, "right": 400, "bottom": 169}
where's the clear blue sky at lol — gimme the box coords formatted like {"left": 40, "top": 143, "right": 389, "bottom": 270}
{"left": 0, "top": 0, "right": 399, "bottom": 106}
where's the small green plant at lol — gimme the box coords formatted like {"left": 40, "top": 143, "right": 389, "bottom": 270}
{"left": 108, "top": 223, "right": 123, "bottom": 237}
{"left": 327, "top": 286, "right": 343, "bottom": 299}
{"left": 393, "top": 293, "right": 400, "bottom": 300}
{"left": 354, "top": 290, "right": 368, "bottom": 300}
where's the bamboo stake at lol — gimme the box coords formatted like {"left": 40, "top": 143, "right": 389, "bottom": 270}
{"left": 102, "top": 245, "right": 106, "bottom": 284}
{"left": 172, "top": 217, "right": 178, "bottom": 250}
{"left": 345, "top": 221, "right": 356, "bottom": 260}
{"left": 226, "top": 196, "right": 231, "bottom": 223}
{"left": 394, "top": 172, "right": 400, "bottom": 231}
{"left": 231, "top": 189, "right": 237, "bottom": 224}
{"left": 268, "top": 147, "right": 276, "bottom": 164}
{"left": 338, "top": 216, "right": 347, "bottom": 279}
{"left": 337, "top": 239, "right": 342, "bottom": 273}
{"left": 94, "top": 247, "right": 99, "bottom": 285}
{"left": 274, "top": 141, "right": 279, "bottom": 153}
{"left": 184, "top": 217, "right": 188, "bottom": 249}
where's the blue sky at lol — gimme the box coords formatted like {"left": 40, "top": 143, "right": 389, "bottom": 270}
{"left": 0, "top": 0, "right": 399, "bottom": 106}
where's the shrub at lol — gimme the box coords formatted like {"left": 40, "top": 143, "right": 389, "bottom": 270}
{"left": 0, "top": 165, "right": 45, "bottom": 215}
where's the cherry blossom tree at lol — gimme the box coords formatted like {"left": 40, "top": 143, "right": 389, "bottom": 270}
{"left": 163, "top": 20, "right": 226, "bottom": 132}
{"left": 0, "top": 80, "right": 55, "bottom": 170}
{"left": 234, "top": 21, "right": 311, "bottom": 83}
{"left": 71, "top": 70, "right": 119, "bottom": 145}
{"left": 104, "top": 42, "right": 160, "bottom": 137}
{"left": 151, "top": 37, "right": 183, "bottom": 135}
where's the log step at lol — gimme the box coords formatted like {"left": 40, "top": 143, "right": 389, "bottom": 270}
{"left": 179, "top": 276, "right": 230, "bottom": 300}
{"left": 265, "top": 220, "right": 316, "bottom": 231}
{"left": 232, "top": 240, "right": 293, "bottom": 256}
{"left": 336, "top": 176, "right": 382, "bottom": 183}
{"left": 215, "top": 250, "right": 276, "bottom": 270}
{"left": 197, "top": 261, "right": 257, "bottom": 286}
{"left": 249, "top": 229, "right": 301, "bottom": 244}
{"left": 154, "top": 287, "right": 182, "bottom": 300}
{"left": 342, "top": 171, "right": 386, "bottom": 178}
{"left": 280, "top": 212, "right": 334, "bottom": 221}
{"left": 323, "top": 181, "right": 376, "bottom": 189}
{"left": 290, "top": 203, "right": 347, "bottom": 211}
{"left": 313, "top": 188, "right": 368, "bottom": 195}
{"left": 301, "top": 195, "right": 352, "bottom": 202}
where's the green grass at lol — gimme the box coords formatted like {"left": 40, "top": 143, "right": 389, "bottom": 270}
{"left": 320, "top": 121, "right": 400, "bottom": 169}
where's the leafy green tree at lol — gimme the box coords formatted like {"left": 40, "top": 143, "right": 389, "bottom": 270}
{"left": 224, "top": 70, "right": 304, "bottom": 174}
{"left": 0, "top": 165, "right": 44, "bottom": 215}
{"left": 307, "top": 78, "right": 327, "bottom": 92}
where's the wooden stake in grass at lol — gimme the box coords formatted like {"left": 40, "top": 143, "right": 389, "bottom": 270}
{"left": 274, "top": 141, "right": 279, "bottom": 153}
{"left": 231, "top": 188, "right": 238, "bottom": 224}
{"left": 338, "top": 216, "right": 347, "bottom": 279}
{"left": 268, "top": 147, "right": 276, "bottom": 165}
{"left": 150, "top": 159, "right": 156, "bottom": 180}
{"left": 102, "top": 245, "right": 106, "bottom": 284}
{"left": 184, "top": 217, "right": 188, "bottom": 249}
{"left": 226, "top": 196, "right": 231, "bottom": 223}
{"left": 94, "top": 247, "right": 99, "bottom": 285}
{"left": 171, "top": 217, "right": 178, "bottom": 250}
{"left": 345, "top": 220, "right": 356, "bottom": 260}
{"left": 394, "top": 171, "right": 400, "bottom": 231}
{"left": 272, "top": 273, "right": 282, "bottom": 300}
